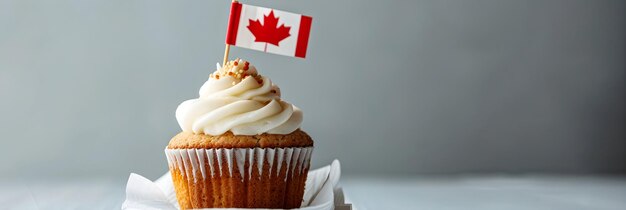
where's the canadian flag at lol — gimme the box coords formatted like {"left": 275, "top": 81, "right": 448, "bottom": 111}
{"left": 225, "top": 2, "right": 313, "bottom": 58}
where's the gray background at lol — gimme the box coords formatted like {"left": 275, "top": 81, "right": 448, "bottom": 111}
{"left": 0, "top": 0, "right": 624, "bottom": 181}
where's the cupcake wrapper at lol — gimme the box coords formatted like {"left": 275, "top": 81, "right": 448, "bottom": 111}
{"left": 164, "top": 147, "right": 313, "bottom": 209}
{"left": 165, "top": 147, "right": 313, "bottom": 181}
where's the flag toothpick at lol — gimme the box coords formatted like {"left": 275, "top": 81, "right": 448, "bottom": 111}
{"left": 223, "top": 0, "right": 237, "bottom": 66}
{"left": 223, "top": 0, "right": 312, "bottom": 65}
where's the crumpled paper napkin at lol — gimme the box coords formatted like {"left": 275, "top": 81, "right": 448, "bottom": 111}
{"left": 122, "top": 159, "right": 351, "bottom": 210}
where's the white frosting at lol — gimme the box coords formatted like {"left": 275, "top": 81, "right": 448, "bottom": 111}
{"left": 176, "top": 59, "right": 303, "bottom": 135}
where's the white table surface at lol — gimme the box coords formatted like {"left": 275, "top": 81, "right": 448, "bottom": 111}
{"left": 2, "top": 175, "right": 625, "bottom": 210}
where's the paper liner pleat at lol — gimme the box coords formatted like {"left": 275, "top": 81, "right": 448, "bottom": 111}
{"left": 165, "top": 147, "right": 313, "bottom": 182}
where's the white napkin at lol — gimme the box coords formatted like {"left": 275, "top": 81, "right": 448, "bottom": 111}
{"left": 122, "top": 160, "right": 351, "bottom": 210}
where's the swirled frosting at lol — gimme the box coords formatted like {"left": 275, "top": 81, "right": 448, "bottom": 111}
{"left": 175, "top": 59, "right": 303, "bottom": 135}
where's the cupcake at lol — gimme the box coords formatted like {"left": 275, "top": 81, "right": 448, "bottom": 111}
{"left": 165, "top": 59, "right": 314, "bottom": 209}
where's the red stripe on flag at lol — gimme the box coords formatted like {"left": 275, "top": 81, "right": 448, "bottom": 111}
{"left": 225, "top": 2, "right": 242, "bottom": 45}
{"left": 295, "top": 15, "right": 312, "bottom": 58}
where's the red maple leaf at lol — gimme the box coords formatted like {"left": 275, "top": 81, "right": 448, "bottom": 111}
{"left": 247, "top": 10, "right": 291, "bottom": 48}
